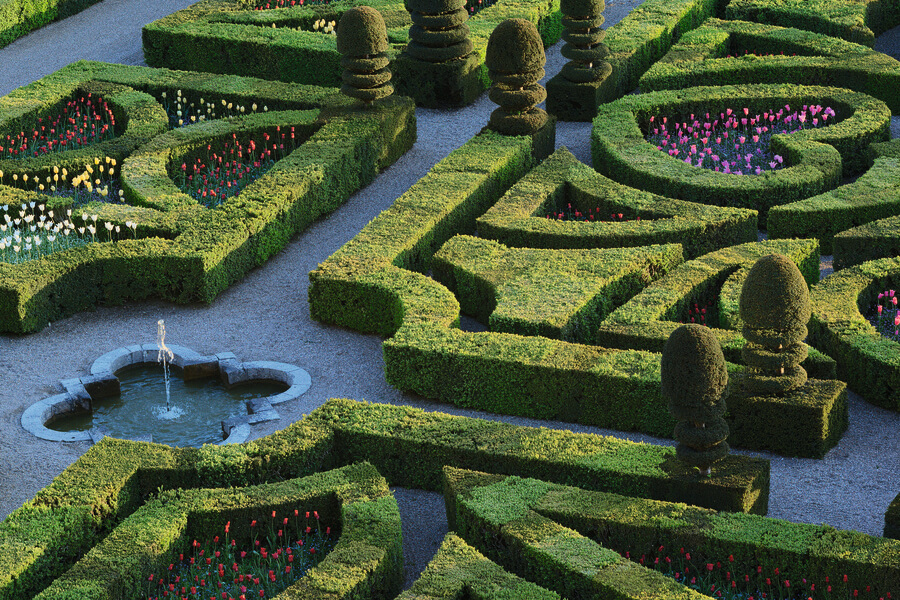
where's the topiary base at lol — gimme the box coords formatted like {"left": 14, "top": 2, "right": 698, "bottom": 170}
{"left": 393, "top": 52, "right": 484, "bottom": 108}
{"left": 727, "top": 378, "right": 848, "bottom": 458}
{"left": 885, "top": 491, "right": 900, "bottom": 539}
{"left": 652, "top": 453, "right": 770, "bottom": 515}
{"left": 545, "top": 72, "right": 611, "bottom": 121}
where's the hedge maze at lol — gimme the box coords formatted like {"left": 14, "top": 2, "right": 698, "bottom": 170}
{"left": 5, "top": 0, "right": 900, "bottom": 597}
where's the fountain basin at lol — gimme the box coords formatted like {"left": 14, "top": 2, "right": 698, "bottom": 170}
{"left": 21, "top": 343, "right": 311, "bottom": 446}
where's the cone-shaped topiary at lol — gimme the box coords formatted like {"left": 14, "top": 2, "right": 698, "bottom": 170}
{"left": 337, "top": 6, "right": 393, "bottom": 104}
{"left": 738, "top": 254, "right": 811, "bottom": 395}
{"left": 404, "top": 0, "right": 473, "bottom": 63}
{"left": 661, "top": 324, "right": 730, "bottom": 476}
{"left": 559, "top": 0, "right": 612, "bottom": 83}
{"left": 485, "top": 19, "right": 548, "bottom": 135}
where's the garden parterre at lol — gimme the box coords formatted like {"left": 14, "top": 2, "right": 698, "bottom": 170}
{"left": 3, "top": 0, "right": 900, "bottom": 598}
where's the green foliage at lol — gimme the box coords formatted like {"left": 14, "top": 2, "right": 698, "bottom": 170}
{"left": 0, "top": 0, "right": 104, "bottom": 48}
{"left": 487, "top": 19, "right": 550, "bottom": 135}
{"left": 833, "top": 214, "right": 900, "bottom": 270}
{"left": 808, "top": 256, "right": 900, "bottom": 411}
{"left": 887, "top": 492, "right": 900, "bottom": 539}
{"left": 336, "top": 6, "right": 389, "bottom": 56}
{"left": 591, "top": 84, "right": 890, "bottom": 227}
{"left": 740, "top": 253, "right": 811, "bottom": 337}
{"left": 0, "top": 61, "right": 416, "bottom": 332}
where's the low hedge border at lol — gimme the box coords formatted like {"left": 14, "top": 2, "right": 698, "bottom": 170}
{"left": 639, "top": 19, "right": 900, "bottom": 114}
{"left": 308, "top": 121, "right": 556, "bottom": 337}
{"left": 769, "top": 141, "right": 900, "bottom": 255}
{"left": 724, "top": 0, "right": 900, "bottom": 47}
{"left": 476, "top": 147, "right": 758, "bottom": 259}
{"left": 445, "top": 467, "right": 721, "bottom": 600}
{"left": 432, "top": 235, "right": 684, "bottom": 343}
{"left": 0, "top": 0, "right": 104, "bottom": 49}
{"left": 0, "top": 396, "right": 768, "bottom": 600}
{"left": 446, "top": 467, "right": 900, "bottom": 599}
{"left": 808, "top": 256, "right": 900, "bottom": 411}
{"left": 141, "top": 0, "right": 562, "bottom": 105}
{"left": 887, "top": 492, "right": 900, "bottom": 539}
{"left": 0, "top": 61, "right": 415, "bottom": 332}
{"left": 591, "top": 84, "right": 891, "bottom": 227}
{"left": 397, "top": 533, "right": 561, "bottom": 599}
{"left": 34, "top": 463, "right": 403, "bottom": 600}
{"left": 833, "top": 214, "right": 900, "bottom": 270}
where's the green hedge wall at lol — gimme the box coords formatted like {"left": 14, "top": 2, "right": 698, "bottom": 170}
{"left": 447, "top": 467, "right": 900, "bottom": 599}
{"left": 833, "top": 215, "right": 900, "bottom": 270}
{"left": 0, "top": 60, "right": 415, "bottom": 332}
{"left": 639, "top": 19, "right": 900, "bottom": 114}
{"left": 0, "top": 397, "right": 769, "bottom": 600}
{"left": 477, "top": 148, "right": 758, "bottom": 259}
{"left": 0, "top": 0, "right": 105, "bottom": 49}
{"left": 591, "top": 84, "right": 891, "bottom": 228}
{"left": 724, "top": 0, "right": 900, "bottom": 47}
{"left": 142, "top": 0, "right": 562, "bottom": 104}
{"left": 808, "top": 256, "right": 900, "bottom": 411}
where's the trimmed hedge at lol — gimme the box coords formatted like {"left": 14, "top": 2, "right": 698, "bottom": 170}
{"left": 446, "top": 467, "right": 900, "bottom": 599}
{"left": 724, "top": 0, "right": 900, "bottom": 47}
{"left": 0, "top": 0, "right": 105, "bottom": 48}
{"left": 833, "top": 215, "right": 900, "bottom": 270}
{"left": 0, "top": 396, "right": 769, "bottom": 599}
{"left": 591, "top": 84, "right": 891, "bottom": 227}
{"left": 0, "top": 60, "right": 415, "bottom": 332}
{"left": 432, "top": 234, "right": 684, "bottom": 343}
{"left": 476, "top": 147, "right": 758, "bottom": 259}
{"left": 33, "top": 463, "right": 403, "bottom": 600}
{"left": 808, "top": 256, "right": 900, "bottom": 411}
{"left": 398, "top": 533, "right": 562, "bottom": 599}
{"left": 445, "top": 467, "right": 725, "bottom": 600}
{"left": 639, "top": 19, "right": 900, "bottom": 114}
{"left": 142, "top": 0, "right": 562, "bottom": 105}
{"left": 769, "top": 141, "right": 900, "bottom": 255}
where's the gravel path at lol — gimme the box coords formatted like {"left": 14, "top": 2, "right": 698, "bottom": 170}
{"left": 1, "top": 0, "right": 899, "bottom": 590}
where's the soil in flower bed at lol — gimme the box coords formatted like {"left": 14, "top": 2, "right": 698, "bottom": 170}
{"left": 645, "top": 104, "right": 838, "bottom": 176}
{"left": 0, "top": 92, "right": 116, "bottom": 158}
{"left": 142, "top": 511, "right": 336, "bottom": 600}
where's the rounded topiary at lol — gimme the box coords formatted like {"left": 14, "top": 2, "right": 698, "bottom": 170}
{"left": 661, "top": 324, "right": 730, "bottom": 476}
{"left": 337, "top": 7, "right": 393, "bottom": 104}
{"left": 559, "top": 0, "right": 611, "bottom": 84}
{"left": 738, "top": 254, "right": 811, "bottom": 395}
{"left": 404, "top": 0, "right": 473, "bottom": 63}
{"left": 485, "top": 19, "right": 548, "bottom": 136}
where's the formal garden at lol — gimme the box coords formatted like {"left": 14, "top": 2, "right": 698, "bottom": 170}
{"left": 1, "top": 0, "right": 900, "bottom": 597}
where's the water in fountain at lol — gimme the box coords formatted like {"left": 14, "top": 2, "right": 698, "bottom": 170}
{"left": 155, "top": 319, "right": 184, "bottom": 420}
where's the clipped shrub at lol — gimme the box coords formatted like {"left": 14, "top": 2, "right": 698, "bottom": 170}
{"left": 737, "top": 254, "right": 811, "bottom": 396}
{"left": 559, "top": 0, "right": 611, "bottom": 83}
{"left": 486, "top": 19, "right": 549, "bottom": 135}
{"left": 337, "top": 6, "right": 394, "bottom": 104}
{"left": 661, "top": 324, "right": 730, "bottom": 475}
{"left": 404, "top": 0, "right": 473, "bottom": 62}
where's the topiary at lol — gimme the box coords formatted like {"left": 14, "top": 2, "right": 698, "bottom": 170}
{"left": 738, "top": 254, "right": 810, "bottom": 396}
{"left": 559, "top": 0, "right": 612, "bottom": 84}
{"left": 485, "top": 19, "right": 549, "bottom": 136}
{"left": 336, "top": 7, "right": 394, "bottom": 104}
{"left": 661, "top": 324, "right": 730, "bottom": 476}
{"left": 404, "top": 0, "right": 473, "bottom": 63}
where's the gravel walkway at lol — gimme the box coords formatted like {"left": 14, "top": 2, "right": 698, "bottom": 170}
{"left": 1, "top": 0, "right": 899, "bottom": 590}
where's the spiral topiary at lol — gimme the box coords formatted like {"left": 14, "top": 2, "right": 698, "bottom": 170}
{"left": 559, "top": 0, "right": 611, "bottom": 83}
{"left": 336, "top": 6, "right": 393, "bottom": 104}
{"left": 661, "top": 324, "right": 730, "bottom": 476}
{"left": 485, "top": 19, "right": 549, "bottom": 135}
{"left": 404, "top": 0, "right": 473, "bottom": 63}
{"left": 738, "top": 254, "right": 811, "bottom": 395}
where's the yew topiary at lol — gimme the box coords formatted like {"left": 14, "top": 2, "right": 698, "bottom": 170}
{"left": 661, "top": 324, "right": 730, "bottom": 476}
{"left": 738, "top": 254, "right": 810, "bottom": 395}
{"left": 559, "top": 0, "right": 612, "bottom": 83}
{"left": 404, "top": 0, "right": 473, "bottom": 63}
{"left": 337, "top": 7, "right": 394, "bottom": 104}
{"left": 485, "top": 19, "right": 548, "bottom": 135}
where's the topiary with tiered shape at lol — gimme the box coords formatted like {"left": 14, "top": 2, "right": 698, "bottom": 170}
{"left": 336, "top": 6, "right": 393, "bottom": 104}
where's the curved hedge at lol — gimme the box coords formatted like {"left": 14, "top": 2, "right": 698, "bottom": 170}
{"left": 833, "top": 214, "right": 900, "bottom": 270}
{"left": 639, "top": 18, "right": 900, "bottom": 114}
{"left": 808, "top": 256, "right": 900, "bottom": 411}
{"left": 590, "top": 84, "right": 891, "bottom": 227}
{"left": 0, "top": 60, "right": 415, "bottom": 332}
{"left": 142, "top": 0, "right": 562, "bottom": 104}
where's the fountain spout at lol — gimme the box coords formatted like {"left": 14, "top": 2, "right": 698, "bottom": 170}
{"left": 157, "top": 319, "right": 175, "bottom": 412}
